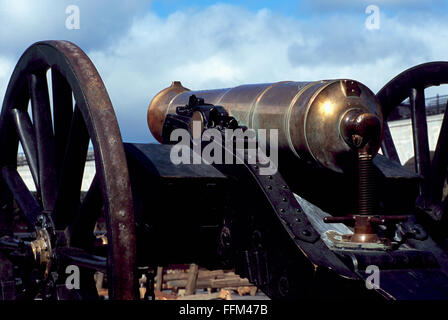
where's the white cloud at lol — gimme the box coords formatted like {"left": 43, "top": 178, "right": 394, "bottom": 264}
{"left": 1, "top": 2, "right": 447, "bottom": 143}
{"left": 0, "top": 0, "right": 151, "bottom": 55}
{"left": 298, "top": 0, "right": 447, "bottom": 13}
{"left": 0, "top": 56, "right": 16, "bottom": 103}
{"left": 84, "top": 4, "right": 448, "bottom": 142}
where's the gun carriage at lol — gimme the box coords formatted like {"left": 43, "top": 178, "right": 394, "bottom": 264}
{"left": 1, "top": 41, "right": 448, "bottom": 300}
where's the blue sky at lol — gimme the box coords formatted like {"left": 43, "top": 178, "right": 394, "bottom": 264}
{"left": 0, "top": 0, "right": 447, "bottom": 143}
{"left": 150, "top": 0, "right": 302, "bottom": 17}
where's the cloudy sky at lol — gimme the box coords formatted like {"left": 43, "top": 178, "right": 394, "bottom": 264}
{"left": 0, "top": 0, "right": 447, "bottom": 143}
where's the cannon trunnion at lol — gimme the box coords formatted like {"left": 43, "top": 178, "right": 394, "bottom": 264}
{"left": 1, "top": 41, "right": 448, "bottom": 300}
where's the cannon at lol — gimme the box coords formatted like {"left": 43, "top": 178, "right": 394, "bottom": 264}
{"left": 1, "top": 40, "right": 448, "bottom": 300}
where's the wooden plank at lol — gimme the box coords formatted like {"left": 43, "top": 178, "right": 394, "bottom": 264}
{"left": 167, "top": 277, "right": 252, "bottom": 289}
{"left": 156, "top": 266, "right": 163, "bottom": 290}
{"left": 159, "top": 269, "right": 234, "bottom": 282}
{"left": 95, "top": 272, "right": 104, "bottom": 290}
{"left": 185, "top": 263, "right": 199, "bottom": 295}
{"left": 178, "top": 289, "right": 232, "bottom": 300}
{"left": 154, "top": 289, "right": 178, "bottom": 300}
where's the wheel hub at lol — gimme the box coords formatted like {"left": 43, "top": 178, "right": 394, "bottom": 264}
{"left": 30, "top": 227, "right": 52, "bottom": 279}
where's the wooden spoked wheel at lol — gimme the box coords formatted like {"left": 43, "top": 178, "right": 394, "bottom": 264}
{"left": 0, "top": 41, "right": 136, "bottom": 299}
{"left": 377, "top": 62, "right": 448, "bottom": 223}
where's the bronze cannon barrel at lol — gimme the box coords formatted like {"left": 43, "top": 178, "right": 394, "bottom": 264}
{"left": 148, "top": 80, "right": 383, "bottom": 173}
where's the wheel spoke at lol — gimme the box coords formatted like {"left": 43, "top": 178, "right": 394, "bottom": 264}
{"left": 52, "top": 68, "right": 73, "bottom": 177}
{"left": 67, "top": 175, "right": 102, "bottom": 248}
{"left": 410, "top": 87, "right": 431, "bottom": 201}
{"left": 1, "top": 166, "right": 41, "bottom": 227}
{"left": 0, "top": 40, "right": 136, "bottom": 300}
{"left": 52, "top": 106, "right": 90, "bottom": 229}
{"left": 10, "top": 109, "right": 39, "bottom": 193}
{"left": 28, "top": 72, "right": 57, "bottom": 211}
{"left": 55, "top": 247, "right": 107, "bottom": 272}
{"left": 429, "top": 101, "right": 448, "bottom": 203}
{"left": 0, "top": 179, "right": 14, "bottom": 237}
{"left": 381, "top": 122, "right": 400, "bottom": 163}
{"left": 441, "top": 195, "right": 448, "bottom": 217}
{"left": 0, "top": 235, "right": 22, "bottom": 251}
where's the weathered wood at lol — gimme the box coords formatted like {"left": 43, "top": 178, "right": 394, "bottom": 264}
{"left": 185, "top": 263, "right": 199, "bottom": 295}
{"left": 250, "top": 286, "right": 258, "bottom": 296}
{"left": 154, "top": 289, "right": 178, "bottom": 300}
{"left": 167, "top": 277, "right": 252, "bottom": 289}
{"left": 95, "top": 272, "right": 104, "bottom": 290}
{"left": 158, "top": 269, "right": 234, "bottom": 282}
{"left": 139, "top": 286, "right": 146, "bottom": 299}
{"left": 156, "top": 266, "right": 163, "bottom": 290}
{"left": 178, "top": 289, "right": 232, "bottom": 300}
{"left": 236, "top": 286, "right": 252, "bottom": 296}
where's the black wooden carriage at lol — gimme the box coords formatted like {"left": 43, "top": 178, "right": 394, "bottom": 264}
{"left": 1, "top": 41, "right": 448, "bottom": 300}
